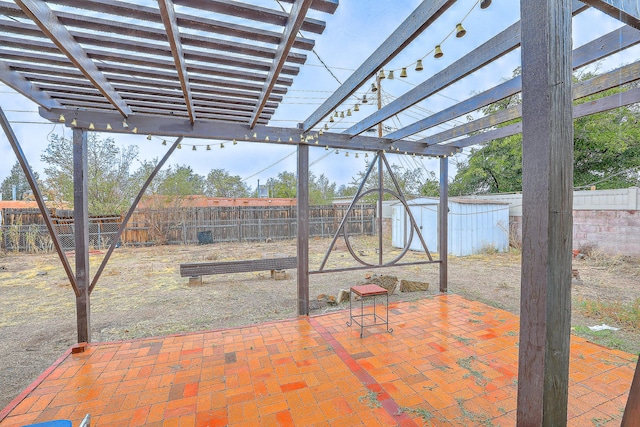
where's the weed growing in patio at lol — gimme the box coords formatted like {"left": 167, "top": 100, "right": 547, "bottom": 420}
{"left": 457, "top": 356, "right": 489, "bottom": 386}
{"left": 455, "top": 398, "right": 496, "bottom": 426}
{"left": 398, "top": 407, "right": 435, "bottom": 425}
{"left": 591, "top": 415, "right": 615, "bottom": 426}
{"left": 358, "top": 390, "right": 381, "bottom": 408}
{"left": 453, "top": 335, "right": 474, "bottom": 344}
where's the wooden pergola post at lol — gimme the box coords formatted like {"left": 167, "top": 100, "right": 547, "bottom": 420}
{"left": 73, "top": 128, "right": 91, "bottom": 343}
{"left": 297, "top": 143, "right": 309, "bottom": 315}
{"left": 439, "top": 156, "right": 448, "bottom": 292}
{"left": 517, "top": 0, "right": 573, "bottom": 425}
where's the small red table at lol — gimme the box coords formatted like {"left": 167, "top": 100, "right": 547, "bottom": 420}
{"left": 347, "top": 284, "right": 393, "bottom": 337}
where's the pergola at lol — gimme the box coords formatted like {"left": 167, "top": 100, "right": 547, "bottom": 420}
{"left": 1, "top": 0, "right": 640, "bottom": 424}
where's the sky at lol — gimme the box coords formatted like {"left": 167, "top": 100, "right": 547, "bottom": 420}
{"left": 0, "top": 0, "right": 636, "bottom": 197}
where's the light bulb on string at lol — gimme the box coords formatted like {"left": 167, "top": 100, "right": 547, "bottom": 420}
{"left": 330, "top": 116, "right": 334, "bottom": 123}
{"left": 106, "top": 123, "right": 112, "bottom": 130}
{"left": 480, "top": 0, "right": 491, "bottom": 9}
{"left": 233, "top": 139, "right": 237, "bottom": 145}
{"left": 146, "top": 134, "right": 152, "bottom": 140}
{"left": 220, "top": 143, "right": 225, "bottom": 148}
{"left": 371, "top": 83, "right": 377, "bottom": 93}
{"left": 456, "top": 23, "right": 466, "bottom": 38}
{"left": 335, "top": 149, "right": 339, "bottom": 154}
{"left": 132, "top": 127, "right": 138, "bottom": 134}
{"left": 122, "top": 119, "right": 129, "bottom": 128}
{"left": 378, "top": 69, "right": 386, "bottom": 79}
{"left": 354, "top": 104, "right": 360, "bottom": 112}
{"left": 355, "top": 153, "right": 359, "bottom": 158}
{"left": 58, "top": 114, "right": 65, "bottom": 123}
{"left": 362, "top": 94, "right": 368, "bottom": 104}
{"left": 340, "top": 111, "right": 344, "bottom": 119}
{"left": 415, "top": 60, "right": 424, "bottom": 71}
{"left": 400, "top": 68, "right": 407, "bottom": 78}
{"left": 71, "top": 118, "right": 77, "bottom": 126}
{"left": 434, "top": 45, "right": 443, "bottom": 58}
{"left": 325, "top": 145, "right": 329, "bottom": 150}
{"left": 206, "top": 145, "right": 211, "bottom": 150}
{"left": 88, "top": 123, "right": 95, "bottom": 130}
{"left": 177, "top": 143, "right": 182, "bottom": 149}
{"left": 388, "top": 70, "right": 394, "bottom": 80}
{"left": 347, "top": 109, "right": 352, "bottom": 117}
{"left": 345, "top": 152, "right": 349, "bottom": 157}
{"left": 324, "top": 123, "right": 329, "bottom": 130}
{"left": 162, "top": 140, "right": 167, "bottom": 146}
{"left": 192, "top": 146, "right": 196, "bottom": 151}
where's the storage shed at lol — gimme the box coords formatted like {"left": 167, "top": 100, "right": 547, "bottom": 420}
{"left": 392, "top": 198, "right": 510, "bottom": 256}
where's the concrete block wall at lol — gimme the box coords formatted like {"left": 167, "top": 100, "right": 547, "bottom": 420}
{"left": 463, "top": 187, "right": 640, "bottom": 256}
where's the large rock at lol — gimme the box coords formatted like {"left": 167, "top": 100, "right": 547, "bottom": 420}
{"left": 357, "top": 275, "right": 398, "bottom": 295}
{"left": 400, "top": 279, "right": 429, "bottom": 292}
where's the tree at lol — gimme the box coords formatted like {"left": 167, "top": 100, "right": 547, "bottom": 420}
{"left": 347, "top": 160, "right": 435, "bottom": 200}
{"left": 1, "top": 161, "right": 39, "bottom": 201}
{"left": 309, "top": 173, "right": 336, "bottom": 205}
{"left": 204, "top": 169, "right": 251, "bottom": 198}
{"left": 158, "top": 165, "right": 205, "bottom": 196}
{"left": 41, "top": 134, "right": 139, "bottom": 214}
{"left": 450, "top": 69, "right": 640, "bottom": 195}
{"left": 266, "top": 171, "right": 297, "bottom": 198}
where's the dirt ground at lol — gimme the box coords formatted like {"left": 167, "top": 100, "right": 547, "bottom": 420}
{"left": 1, "top": 237, "right": 639, "bottom": 410}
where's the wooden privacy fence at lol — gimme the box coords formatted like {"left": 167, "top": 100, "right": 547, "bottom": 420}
{"left": 0, "top": 204, "right": 376, "bottom": 252}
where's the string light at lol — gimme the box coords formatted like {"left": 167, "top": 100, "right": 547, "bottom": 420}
{"left": 146, "top": 134, "right": 152, "bottom": 140}
{"left": 132, "top": 127, "right": 138, "bottom": 134}
{"left": 162, "top": 140, "right": 167, "bottom": 145}
{"left": 325, "top": 145, "right": 329, "bottom": 150}
{"left": 481, "top": 0, "right": 491, "bottom": 9}
{"left": 71, "top": 118, "right": 77, "bottom": 126}
{"left": 122, "top": 119, "right": 128, "bottom": 129}
{"left": 456, "top": 23, "right": 466, "bottom": 38}
{"left": 206, "top": 145, "right": 211, "bottom": 150}
{"left": 233, "top": 139, "right": 237, "bottom": 145}
{"left": 106, "top": 123, "right": 112, "bottom": 130}
{"left": 355, "top": 153, "right": 359, "bottom": 158}
{"left": 335, "top": 149, "right": 339, "bottom": 154}
{"left": 88, "top": 123, "right": 95, "bottom": 130}
{"left": 177, "top": 143, "right": 182, "bottom": 149}
{"left": 388, "top": 70, "right": 395, "bottom": 80}
{"left": 415, "top": 60, "right": 424, "bottom": 71}
{"left": 434, "top": 45, "right": 443, "bottom": 58}
{"left": 58, "top": 114, "right": 65, "bottom": 123}
{"left": 220, "top": 143, "right": 225, "bottom": 148}
{"left": 345, "top": 152, "right": 349, "bottom": 157}
{"left": 192, "top": 145, "right": 196, "bottom": 151}
{"left": 400, "top": 68, "right": 408, "bottom": 78}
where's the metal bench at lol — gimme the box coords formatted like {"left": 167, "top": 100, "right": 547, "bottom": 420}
{"left": 180, "top": 257, "right": 297, "bottom": 282}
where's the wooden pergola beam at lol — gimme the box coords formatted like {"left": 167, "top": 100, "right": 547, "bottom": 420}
{"left": 0, "top": 13, "right": 307, "bottom": 68}
{"left": 423, "top": 86, "right": 640, "bottom": 155}
{"left": 517, "top": 0, "right": 573, "bottom": 423}
{"left": 0, "top": 61, "right": 62, "bottom": 111}
{"left": 301, "top": 0, "right": 457, "bottom": 132}
{"left": 401, "top": 23, "right": 640, "bottom": 144}
{"left": 581, "top": 0, "right": 640, "bottom": 29}
{"left": 422, "top": 57, "right": 640, "bottom": 147}
{"left": 171, "top": 0, "right": 328, "bottom": 34}
{"left": 250, "top": 0, "right": 314, "bottom": 128}
{"left": 14, "top": 0, "right": 132, "bottom": 117}
{"left": 158, "top": 0, "right": 196, "bottom": 124}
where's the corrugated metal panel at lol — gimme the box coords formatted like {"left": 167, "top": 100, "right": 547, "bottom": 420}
{"left": 392, "top": 199, "right": 509, "bottom": 256}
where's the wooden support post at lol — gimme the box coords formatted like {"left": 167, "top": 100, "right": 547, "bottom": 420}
{"left": 297, "top": 143, "right": 309, "bottom": 315}
{"left": 622, "top": 358, "right": 640, "bottom": 425}
{"left": 378, "top": 153, "right": 383, "bottom": 265}
{"left": 73, "top": 128, "right": 91, "bottom": 343}
{"left": 439, "top": 156, "right": 448, "bottom": 293}
{"left": 517, "top": 0, "right": 573, "bottom": 425}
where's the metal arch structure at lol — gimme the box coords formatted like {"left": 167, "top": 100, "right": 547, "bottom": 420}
{"left": 2, "top": 0, "right": 640, "bottom": 424}
{"left": 312, "top": 151, "right": 436, "bottom": 275}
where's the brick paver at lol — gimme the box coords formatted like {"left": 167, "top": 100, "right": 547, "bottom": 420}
{"left": 0, "top": 295, "right": 635, "bottom": 426}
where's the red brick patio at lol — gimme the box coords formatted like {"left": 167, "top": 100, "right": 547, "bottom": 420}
{"left": 0, "top": 294, "right": 635, "bottom": 426}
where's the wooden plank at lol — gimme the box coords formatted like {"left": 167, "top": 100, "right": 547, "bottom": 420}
{"left": 622, "top": 359, "right": 640, "bottom": 426}
{"left": 276, "top": 0, "right": 338, "bottom": 14}
{"left": 0, "top": 10, "right": 307, "bottom": 65}
{"left": 345, "top": 22, "right": 521, "bottom": 137}
{"left": 425, "top": 85, "right": 640, "bottom": 155}
{"left": 439, "top": 157, "right": 448, "bottom": 293}
{"left": 44, "top": 0, "right": 316, "bottom": 51}
{"left": 171, "top": 0, "right": 329, "bottom": 34}
{"left": 581, "top": 0, "right": 640, "bottom": 29}
{"left": 15, "top": 0, "right": 132, "bottom": 117}
{"left": 250, "top": 0, "right": 314, "bottom": 128}
{"left": 180, "top": 257, "right": 297, "bottom": 277}
{"left": 385, "top": 77, "right": 522, "bottom": 141}
{"left": 422, "top": 58, "right": 640, "bottom": 146}
{"left": 0, "top": 61, "right": 62, "bottom": 110}
{"left": 297, "top": 144, "right": 310, "bottom": 315}
{"left": 2, "top": 45, "right": 291, "bottom": 89}
{"left": 302, "top": 0, "right": 457, "bottom": 132}
{"left": 73, "top": 128, "right": 91, "bottom": 343}
{"left": 517, "top": 0, "right": 573, "bottom": 425}
{"left": 158, "top": 0, "right": 195, "bottom": 123}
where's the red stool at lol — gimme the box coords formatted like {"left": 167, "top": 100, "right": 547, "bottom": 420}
{"left": 347, "top": 284, "right": 393, "bottom": 337}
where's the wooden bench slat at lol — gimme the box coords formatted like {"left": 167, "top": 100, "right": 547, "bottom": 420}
{"left": 180, "top": 257, "right": 297, "bottom": 277}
